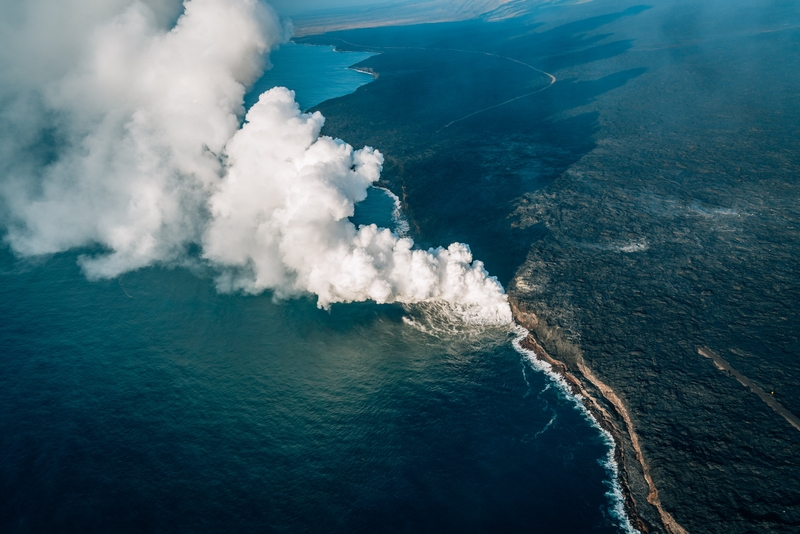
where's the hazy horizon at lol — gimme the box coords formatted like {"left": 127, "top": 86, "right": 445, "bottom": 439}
{"left": 270, "top": 0, "right": 414, "bottom": 16}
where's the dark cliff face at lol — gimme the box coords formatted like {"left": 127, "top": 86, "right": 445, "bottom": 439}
{"left": 303, "top": 0, "right": 800, "bottom": 532}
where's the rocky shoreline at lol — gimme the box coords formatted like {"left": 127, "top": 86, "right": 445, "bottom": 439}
{"left": 510, "top": 298, "right": 686, "bottom": 534}
{"left": 347, "top": 66, "right": 379, "bottom": 79}
{"left": 307, "top": 1, "right": 800, "bottom": 527}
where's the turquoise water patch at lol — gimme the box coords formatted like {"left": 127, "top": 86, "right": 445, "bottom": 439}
{"left": 245, "top": 42, "right": 376, "bottom": 112}
{"left": 351, "top": 186, "right": 402, "bottom": 231}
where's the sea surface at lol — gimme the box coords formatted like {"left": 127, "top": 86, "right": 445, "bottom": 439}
{"left": 245, "top": 42, "right": 376, "bottom": 111}
{"left": 0, "top": 44, "right": 628, "bottom": 533}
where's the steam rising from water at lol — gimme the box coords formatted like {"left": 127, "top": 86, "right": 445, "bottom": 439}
{"left": 0, "top": 0, "right": 511, "bottom": 325}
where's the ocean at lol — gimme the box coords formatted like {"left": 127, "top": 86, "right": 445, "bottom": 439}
{"left": 0, "top": 43, "right": 629, "bottom": 533}
{"left": 245, "top": 42, "right": 377, "bottom": 111}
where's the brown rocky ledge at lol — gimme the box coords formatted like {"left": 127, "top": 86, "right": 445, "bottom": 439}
{"left": 509, "top": 298, "right": 688, "bottom": 534}
{"left": 348, "top": 66, "right": 380, "bottom": 79}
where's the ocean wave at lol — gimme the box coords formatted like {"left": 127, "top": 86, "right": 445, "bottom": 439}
{"left": 401, "top": 300, "right": 513, "bottom": 342}
{"left": 511, "top": 325, "right": 640, "bottom": 534}
{"left": 383, "top": 187, "right": 411, "bottom": 237}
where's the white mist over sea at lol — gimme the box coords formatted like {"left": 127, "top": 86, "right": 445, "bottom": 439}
{"left": 0, "top": 0, "right": 511, "bottom": 325}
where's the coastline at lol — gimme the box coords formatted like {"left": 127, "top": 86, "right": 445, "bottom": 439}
{"left": 510, "top": 326, "right": 641, "bottom": 534}
{"left": 510, "top": 299, "right": 687, "bottom": 534}
{"left": 347, "top": 66, "right": 380, "bottom": 79}
{"left": 246, "top": 42, "right": 377, "bottom": 112}
{"left": 303, "top": 1, "right": 800, "bottom": 528}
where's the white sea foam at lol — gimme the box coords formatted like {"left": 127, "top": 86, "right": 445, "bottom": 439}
{"left": 600, "top": 436, "right": 641, "bottom": 534}
{"left": 534, "top": 412, "right": 557, "bottom": 438}
{"left": 511, "top": 325, "right": 640, "bottom": 534}
{"left": 402, "top": 299, "right": 512, "bottom": 340}
{"left": 382, "top": 186, "right": 411, "bottom": 236}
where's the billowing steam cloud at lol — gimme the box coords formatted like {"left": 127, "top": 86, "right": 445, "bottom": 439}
{"left": 1, "top": 0, "right": 286, "bottom": 274}
{"left": 0, "top": 0, "right": 512, "bottom": 325}
{"left": 206, "top": 87, "right": 511, "bottom": 321}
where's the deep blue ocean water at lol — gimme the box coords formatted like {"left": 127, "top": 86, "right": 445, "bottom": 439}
{"left": 0, "top": 44, "right": 627, "bottom": 533}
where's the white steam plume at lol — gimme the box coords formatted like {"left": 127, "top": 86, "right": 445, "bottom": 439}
{"left": 206, "top": 87, "right": 512, "bottom": 322}
{"left": 2, "top": 0, "right": 287, "bottom": 275}
{"left": 0, "top": 0, "right": 512, "bottom": 325}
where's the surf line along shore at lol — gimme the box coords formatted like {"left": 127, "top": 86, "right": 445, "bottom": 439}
{"left": 509, "top": 298, "right": 689, "bottom": 534}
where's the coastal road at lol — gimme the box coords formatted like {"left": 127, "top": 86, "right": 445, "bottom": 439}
{"left": 323, "top": 37, "right": 557, "bottom": 131}
{"left": 699, "top": 347, "right": 800, "bottom": 432}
